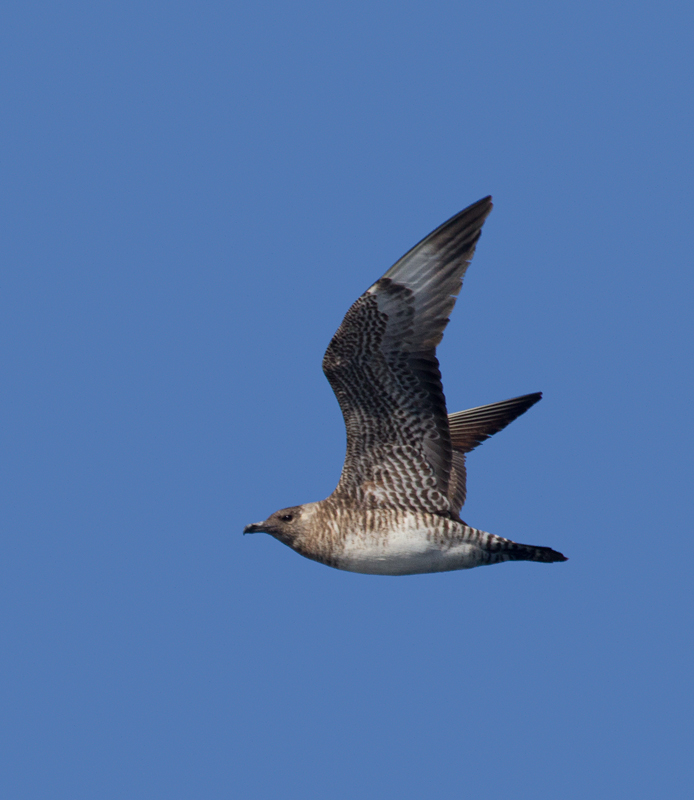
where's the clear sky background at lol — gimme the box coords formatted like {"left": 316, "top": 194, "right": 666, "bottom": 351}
{"left": 2, "top": 2, "right": 692, "bottom": 798}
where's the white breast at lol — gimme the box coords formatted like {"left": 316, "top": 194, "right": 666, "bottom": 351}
{"left": 337, "top": 517, "right": 484, "bottom": 576}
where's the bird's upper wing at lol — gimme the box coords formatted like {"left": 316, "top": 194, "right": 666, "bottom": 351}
{"left": 322, "top": 196, "right": 493, "bottom": 515}
{"left": 446, "top": 392, "right": 542, "bottom": 513}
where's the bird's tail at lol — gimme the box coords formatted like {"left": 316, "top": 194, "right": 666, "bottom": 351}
{"left": 468, "top": 527, "right": 567, "bottom": 564}
{"left": 499, "top": 541, "right": 568, "bottom": 563}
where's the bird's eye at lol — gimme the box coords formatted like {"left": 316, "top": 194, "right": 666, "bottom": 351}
{"left": 281, "top": 514, "right": 293, "bottom": 522}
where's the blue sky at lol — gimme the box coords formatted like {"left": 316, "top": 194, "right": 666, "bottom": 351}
{"left": 2, "top": 1, "right": 692, "bottom": 798}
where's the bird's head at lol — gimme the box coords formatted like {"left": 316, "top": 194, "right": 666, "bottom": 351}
{"left": 243, "top": 505, "right": 308, "bottom": 547}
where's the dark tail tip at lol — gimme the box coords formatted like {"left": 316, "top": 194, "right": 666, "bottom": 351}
{"left": 504, "top": 543, "right": 568, "bottom": 563}
{"left": 533, "top": 546, "right": 568, "bottom": 563}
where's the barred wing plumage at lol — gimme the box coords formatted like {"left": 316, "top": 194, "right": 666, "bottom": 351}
{"left": 322, "top": 196, "right": 493, "bottom": 516}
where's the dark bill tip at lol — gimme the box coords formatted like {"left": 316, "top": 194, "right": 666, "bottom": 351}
{"left": 243, "top": 523, "right": 261, "bottom": 535}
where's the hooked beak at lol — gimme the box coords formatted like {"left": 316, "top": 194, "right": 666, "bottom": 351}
{"left": 243, "top": 522, "right": 264, "bottom": 535}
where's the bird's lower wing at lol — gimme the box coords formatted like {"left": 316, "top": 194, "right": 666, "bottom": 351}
{"left": 446, "top": 392, "right": 542, "bottom": 513}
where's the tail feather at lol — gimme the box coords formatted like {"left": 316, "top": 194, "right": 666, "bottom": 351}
{"left": 473, "top": 529, "right": 567, "bottom": 564}
{"left": 502, "top": 543, "right": 568, "bottom": 563}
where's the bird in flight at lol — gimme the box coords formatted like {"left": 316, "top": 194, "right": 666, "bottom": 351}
{"left": 244, "top": 197, "right": 567, "bottom": 575}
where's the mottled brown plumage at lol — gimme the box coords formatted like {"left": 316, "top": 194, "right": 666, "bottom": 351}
{"left": 244, "top": 197, "right": 567, "bottom": 575}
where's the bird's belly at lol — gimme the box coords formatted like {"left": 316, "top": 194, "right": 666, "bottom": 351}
{"left": 336, "top": 524, "right": 484, "bottom": 576}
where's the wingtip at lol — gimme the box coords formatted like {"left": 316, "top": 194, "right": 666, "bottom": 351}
{"left": 476, "top": 195, "right": 493, "bottom": 213}
{"left": 525, "top": 391, "right": 543, "bottom": 408}
{"left": 471, "top": 194, "right": 493, "bottom": 217}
